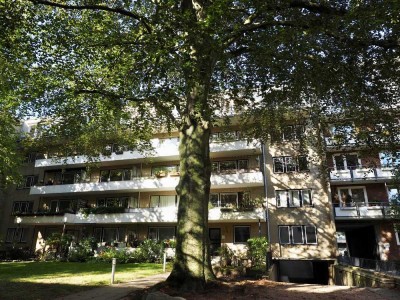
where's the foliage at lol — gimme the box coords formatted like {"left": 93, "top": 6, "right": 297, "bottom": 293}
{"left": 137, "top": 239, "right": 164, "bottom": 263}
{"left": 67, "top": 237, "right": 96, "bottom": 262}
{"left": 39, "top": 233, "right": 73, "bottom": 261}
{"left": 96, "top": 246, "right": 133, "bottom": 264}
{"left": 5, "top": 0, "right": 400, "bottom": 288}
{"left": 79, "top": 206, "right": 126, "bottom": 217}
{"left": 247, "top": 237, "right": 268, "bottom": 268}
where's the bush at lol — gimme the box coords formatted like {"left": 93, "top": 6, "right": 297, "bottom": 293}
{"left": 96, "top": 247, "right": 133, "bottom": 264}
{"left": 247, "top": 237, "right": 268, "bottom": 268}
{"left": 137, "top": 239, "right": 164, "bottom": 263}
{"left": 68, "top": 237, "right": 97, "bottom": 262}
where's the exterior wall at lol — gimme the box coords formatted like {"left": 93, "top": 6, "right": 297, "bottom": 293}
{"left": 266, "top": 140, "right": 337, "bottom": 260}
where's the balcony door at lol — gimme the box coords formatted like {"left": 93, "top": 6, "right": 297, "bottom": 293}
{"left": 333, "top": 154, "right": 359, "bottom": 170}
{"left": 338, "top": 186, "right": 368, "bottom": 205}
{"left": 209, "top": 228, "right": 221, "bottom": 256}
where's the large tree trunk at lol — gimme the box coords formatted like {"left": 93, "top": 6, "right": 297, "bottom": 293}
{"left": 167, "top": 114, "right": 215, "bottom": 290}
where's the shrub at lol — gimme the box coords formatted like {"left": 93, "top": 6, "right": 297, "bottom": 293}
{"left": 96, "top": 247, "right": 133, "bottom": 264}
{"left": 137, "top": 239, "right": 164, "bottom": 263}
{"left": 68, "top": 237, "right": 97, "bottom": 262}
{"left": 247, "top": 237, "right": 268, "bottom": 268}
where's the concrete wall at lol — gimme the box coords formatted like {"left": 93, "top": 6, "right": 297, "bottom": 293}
{"left": 333, "top": 264, "right": 400, "bottom": 288}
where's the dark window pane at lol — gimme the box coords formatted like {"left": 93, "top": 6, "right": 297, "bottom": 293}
{"left": 305, "top": 226, "right": 317, "bottom": 244}
{"left": 273, "top": 158, "right": 284, "bottom": 173}
{"left": 234, "top": 226, "right": 250, "bottom": 243}
{"left": 292, "top": 226, "right": 304, "bottom": 244}
{"left": 298, "top": 156, "right": 309, "bottom": 171}
{"left": 279, "top": 226, "right": 290, "bottom": 244}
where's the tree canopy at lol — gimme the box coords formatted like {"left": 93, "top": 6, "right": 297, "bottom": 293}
{"left": 3, "top": 0, "right": 400, "bottom": 290}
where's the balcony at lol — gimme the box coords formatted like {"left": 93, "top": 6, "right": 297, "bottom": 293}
{"left": 15, "top": 207, "right": 265, "bottom": 225}
{"left": 329, "top": 166, "right": 395, "bottom": 184}
{"left": 333, "top": 202, "right": 394, "bottom": 220}
{"left": 34, "top": 138, "right": 260, "bottom": 168}
{"left": 30, "top": 171, "right": 264, "bottom": 195}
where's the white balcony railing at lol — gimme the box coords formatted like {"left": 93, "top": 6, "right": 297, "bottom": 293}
{"left": 15, "top": 207, "right": 265, "bottom": 225}
{"left": 333, "top": 202, "right": 393, "bottom": 220}
{"left": 329, "top": 166, "right": 395, "bottom": 183}
{"left": 35, "top": 139, "right": 260, "bottom": 168}
{"left": 30, "top": 171, "right": 264, "bottom": 195}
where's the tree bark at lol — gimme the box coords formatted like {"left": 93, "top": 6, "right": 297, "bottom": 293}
{"left": 167, "top": 114, "right": 215, "bottom": 290}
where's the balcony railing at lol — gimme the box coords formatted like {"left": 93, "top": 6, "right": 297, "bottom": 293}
{"left": 333, "top": 202, "right": 395, "bottom": 219}
{"left": 35, "top": 138, "right": 261, "bottom": 167}
{"left": 15, "top": 206, "right": 265, "bottom": 225}
{"left": 30, "top": 170, "right": 264, "bottom": 195}
{"left": 329, "top": 166, "right": 395, "bottom": 183}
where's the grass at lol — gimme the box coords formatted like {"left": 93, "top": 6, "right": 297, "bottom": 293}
{"left": 0, "top": 261, "right": 170, "bottom": 300}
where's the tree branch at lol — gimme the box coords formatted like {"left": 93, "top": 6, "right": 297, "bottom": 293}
{"left": 29, "top": 0, "right": 152, "bottom": 33}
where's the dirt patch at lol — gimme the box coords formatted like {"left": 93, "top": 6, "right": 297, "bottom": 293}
{"left": 126, "top": 278, "right": 400, "bottom": 300}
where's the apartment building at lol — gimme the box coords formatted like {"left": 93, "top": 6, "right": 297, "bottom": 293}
{"left": 325, "top": 124, "right": 400, "bottom": 262}
{"left": 2, "top": 118, "right": 398, "bottom": 283}
{"left": 2, "top": 120, "right": 267, "bottom": 261}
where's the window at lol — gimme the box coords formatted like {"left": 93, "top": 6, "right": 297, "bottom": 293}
{"left": 97, "top": 197, "right": 128, "bottom": 208}
{"left": 17, "top": 175, "right": 38, "bottom": 189}
{"left": 234, "top": 226, "right": 250, "bottom": 243}
{"left": 5, "top": 228, "right": 27, "bottom": 243}
{"left": 210, "top": 131, "right": 240, "bottom": 142}
{"left": 333, "top": 154, "right": 359, "bottom": 170}
{"left": 149, "top": 195, "right": 177, "bottom": 208}
{"left": 148, "top": 227, "right": 175, "bottom": 241}
{"left": 220, "top": 193, "right": 238, "bottom": 208}
{"left": 12, "top": 201, "right": 33, "bottom": 214}
{"left": 279, "top": 226, "right": 291, "bottom": 244}
{"left": 279, "top": 225, "right": 317, "bottom": 245}
{"left": 49, "top": 200, "right": 75, "bottom": 213}
{"left": 338, "top": 186, "right": 367, "bottom": 205}
{"left": 273, "top": 156, "right": 309, "bottom": 173}
{"left": 212, "top": 160, "right": 249, "bottom": 173}
{"left": 151, "top": 165, "right": 179, "bottom": 176}
{"left": 282, "top": 125, "right": 305, "bottom": 141}
{"left": 276, "top": 189, "right": 312, "bottom": 207}
{"left": 388, "top": 187, "right": 399, "bottom": 204}
{"left": 100, "top": 168, "right": 132, "bottom": 182}
{"left": 209, "top": 192, "right": 250, "bottom": 209}
{"left": 44, "top": 169, "right": 87, "bottom": 185}
{"left": 94, "top": 227, "right": 123, "bottom": 243}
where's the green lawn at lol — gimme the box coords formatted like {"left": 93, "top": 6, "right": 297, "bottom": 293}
{"left": 0, "top": 261, "right": 169, "bottom": 300}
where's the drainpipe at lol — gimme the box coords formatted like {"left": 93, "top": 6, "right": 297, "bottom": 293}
{"left": 261, "top": 141, "right": 272, "bottom": 268}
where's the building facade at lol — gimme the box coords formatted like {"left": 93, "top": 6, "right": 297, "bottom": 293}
{"left": 1, "top": 119, "right": 399, "bottom": 283}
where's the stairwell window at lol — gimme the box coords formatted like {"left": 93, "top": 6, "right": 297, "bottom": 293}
{"left": 279, "top": 225, "right": 317, "bottom": 245}
{"left": 273, "top": 156, "right": 309, "bottom": 173}
{"left": 12, "top": 201, "right": 33, "bottom": 214}
{"left": 5, "top": 228, "right": 27, "bottom": 243}
{"left": 276, "top": 189, "right": 312, "bottom": 207}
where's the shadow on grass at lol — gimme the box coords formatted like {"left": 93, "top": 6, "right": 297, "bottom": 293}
{"left": 0, "top": 281, "right": 99, "bottom": 300}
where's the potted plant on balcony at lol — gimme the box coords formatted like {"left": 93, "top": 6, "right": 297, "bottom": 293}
{"left": 154, "top": 168, "right": 167, "bottom": 178}
{"left": 220, "top": 203, "right": 235, "bottom": 212}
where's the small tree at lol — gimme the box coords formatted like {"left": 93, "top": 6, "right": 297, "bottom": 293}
{"left": 247, "top": 237, "right": 268, "bottom": 269}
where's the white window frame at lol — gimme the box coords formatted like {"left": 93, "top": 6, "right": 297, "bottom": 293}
{"left": 276, "top": 189, "right": 313, "bottom": 208}
{"left": 333, "top": 153, "right": 360, "bottom": 170}
{"left": 305, "top": 225, "right": 318, "bottom": 244}
{"left": 337, "top": 186, "right": 368, "bottom": 205}
{"left": 278, "top": 225, "right": 317, "bottom": 245}
{"left": 395, "top": 228, "right": 400, "bottom": 246}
